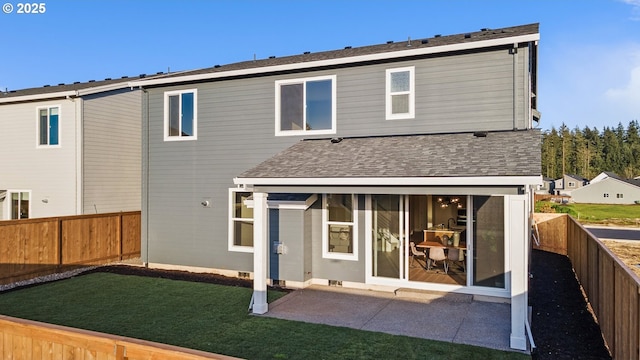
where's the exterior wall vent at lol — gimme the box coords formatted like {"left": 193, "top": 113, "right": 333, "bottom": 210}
{"left": 273, "top": 280, "right": 286, "bottom": 287}
{"left": 238, "top": 271, "right": 251, "bottom": 279}
{"left": 329, "top": 280, "right": 342, "bottom": 287}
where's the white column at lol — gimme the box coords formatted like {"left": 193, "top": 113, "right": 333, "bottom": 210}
{"left": 509, "top": 195, "right": 528, "bottom": 350}
{"left": 252, "top": 192, "right": 269, "bottom": 314}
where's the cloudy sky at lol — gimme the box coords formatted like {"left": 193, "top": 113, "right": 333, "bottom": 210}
{"left": 1, "top": 0, "right": 639, "bottom": 131}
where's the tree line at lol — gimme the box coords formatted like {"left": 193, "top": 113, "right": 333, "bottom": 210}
{"left": 541, "top": 120, "right": 640, "bottom": 180}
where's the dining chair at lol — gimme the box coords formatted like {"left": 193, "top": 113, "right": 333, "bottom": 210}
{"left": 447, "top": 248, "right": 466, "bottom": 273}
{"left": 428, "top": 247, "right": 448, "bottom": 273}
{"left": 409, "top": 241, "right": 427, "bottom": 268}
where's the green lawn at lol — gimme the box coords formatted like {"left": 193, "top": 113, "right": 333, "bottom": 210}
{"left": 536, "top": 202, "right": 640, "bottom": 225}
{"left": 0, "top": 273, "right": 528, "bottom": 360}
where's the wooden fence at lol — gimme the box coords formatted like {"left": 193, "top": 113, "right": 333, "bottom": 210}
{"left": 533, "top": 213, "right": 640, "bottom": 360}
{"left": 0, "top": 211, "right": 141, "bottom": 285}
{"left": 0, "top": 314, "right": 240, "bottom": 360}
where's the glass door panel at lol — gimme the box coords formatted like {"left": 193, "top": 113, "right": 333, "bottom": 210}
{"left": 472, "top": 196, "right": 505, "bottom": 288}
{"left": 372, "top": 195, "right": 402, "bottom": 279}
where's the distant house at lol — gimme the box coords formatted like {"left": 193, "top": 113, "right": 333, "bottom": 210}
{"left": 571, "top": 172, "right": 640, "bottom": 204}
{"left": 535, "top": 176, "right": 555, "bottom": 195}
{"left": 0, "top": 75, "right": 160, "bottom": 219}
{"left": 553, "top": 174, "right": 588, "bottom": 196}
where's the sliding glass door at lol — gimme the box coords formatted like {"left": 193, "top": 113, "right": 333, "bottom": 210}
{"left": 371, "top": 195, "right": 405, "bottom": 279}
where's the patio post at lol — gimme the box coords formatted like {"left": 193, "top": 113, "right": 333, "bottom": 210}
{"left": 252, "top": 192, "right": 269, "bottom": 314}
{"left": 509, "top": 195, "right": 528, "bottom": 350}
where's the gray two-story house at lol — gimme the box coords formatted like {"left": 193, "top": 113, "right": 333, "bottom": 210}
{"left": 130, "top": 23, "right": 541, "bottom": 350}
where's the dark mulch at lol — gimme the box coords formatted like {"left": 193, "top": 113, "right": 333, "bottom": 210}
{"left": 9, "top": 250, "right": 610, "bottom": 359}
{"left": 529, "top": 249, "right": 611, "bottom": 360}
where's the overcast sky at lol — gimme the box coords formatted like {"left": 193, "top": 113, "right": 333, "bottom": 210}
{"left": 1, "top": 0, "right": 639, "bottom": 131}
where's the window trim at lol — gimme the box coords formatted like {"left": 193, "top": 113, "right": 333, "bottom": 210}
{"left": 163, "top": 89, "right": 198, "bottom": 141}
{"left": 322, "top": 194, "right": 358, "bottom": 261}
{"left": 4, "top": 190, "right": 31, "bottom": 220}
{"left": 385, "top": 66, "right": 415, "bottom": 120}
{"left": 275, "top": 75, "right": 337, "bottom": 136}
{"left": 36, "top": 105, "right": 61, "bottom": 148}
{"left": 228, "top": 188, "right": 254, "bottom": 253}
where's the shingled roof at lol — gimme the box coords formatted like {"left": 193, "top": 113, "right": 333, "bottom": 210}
{"left": 238, "top": 130, "right": 541, "bottom": 180}
{"left": 0, "top": 72, "right": 168, "bottom": 101}
{"left": 131, "top": 23, "right": 539, "bottom": 87}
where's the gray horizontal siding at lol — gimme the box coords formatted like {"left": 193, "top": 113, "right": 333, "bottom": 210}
{"left": 143, "top": 46, "right": 532, "bottom": 272}
{"left": 82, "top": 89, "right": 141, "bottom": 214}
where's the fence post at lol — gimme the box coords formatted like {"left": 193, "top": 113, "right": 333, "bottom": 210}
{"left": 57, "top": 217, "right": 63, "bottom": 267}
{"left": 118, "top": 213, "right": 123, "bottom": 261}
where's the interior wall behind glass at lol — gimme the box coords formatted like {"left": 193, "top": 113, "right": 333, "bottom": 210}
{"left": 472, "top": 196, "right": 505, "bottom": 288}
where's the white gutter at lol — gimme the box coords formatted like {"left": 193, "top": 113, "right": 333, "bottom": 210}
{"left": 129, "top": 33, "right": 539, "bottom": 88}
{"left": 233, "top": 175, "right": 543, "bottom": 187}
{"left": 0, "top": 90, "right": 77, "bottom": 104}
{"left": 75, "top": 82, "right": 133, "bottom": 96}
{"left": 0, "top": 80, "right": 136, "bottom": 104}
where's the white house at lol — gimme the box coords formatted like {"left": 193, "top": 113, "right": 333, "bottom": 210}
{"left": 0, "top": 75, "right": 159, "bottom": 219}
{"left": 571, "top": 172, "right": 640, "bottom": 204}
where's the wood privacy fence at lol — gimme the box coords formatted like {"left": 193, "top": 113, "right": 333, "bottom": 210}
{"left": 0, "top": 211, "right": 141, "bottom": 285}
{"left": 533, "top": 213, "right": 640, "bottom": 360}
{"left": 0, "top": 315, "right": 240, "bottom": 360}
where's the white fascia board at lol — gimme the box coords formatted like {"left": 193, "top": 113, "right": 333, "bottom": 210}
{"left": 75, "top": 82, "right": 133, "bottom": 96}
{"left": 130, "top": 33, "right": 539, "bottom": 88}
{"left": 245, "top": 193, "right": 318, "bottom": 209}
{"left": 0, "top": 90, "right": 77, "bottom": 104}
{"left": 234, "top": 176, "right": 543, "bottom": 187}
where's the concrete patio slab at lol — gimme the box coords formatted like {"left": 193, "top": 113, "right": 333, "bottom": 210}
{"left": 262, "top": 285, "right": 516, "bottom": 353}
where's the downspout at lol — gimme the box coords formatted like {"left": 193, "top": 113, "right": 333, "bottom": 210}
{"left": 511, "top": 43, "right": 518, "bottom": 130}
{"left": 141, "top": 87, "right": 150, "bottom": 267}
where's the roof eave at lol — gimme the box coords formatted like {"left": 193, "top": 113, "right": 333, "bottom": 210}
{"left": 130, "top": 33, "right": 540, "bottom": 88}
{"left": 0, "top": 90, "right": 77, "bottom": 104}
{"left": 233, "top": 175, "right": 543, "bottom": 187}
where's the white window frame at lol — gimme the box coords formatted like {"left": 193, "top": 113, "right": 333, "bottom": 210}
{"left": 322, "top": 194, "right": 358, "bottom": 261}
{"left": 275, "top": 75, "right": 337, "bottom": 136}
{"left": 164, "top": 89, "right": 198, "bottom": 141}
{"left": 385, "top": 66, "right": 415, "bottom": 120}
{"left": 36, "top": 105, "right": 61, "bottom": 148}
{"left": 4, "top": 190, "right": 31, "bottom": 220}
{"left": 228, "top": 188, "right": 254, "bottom": 253}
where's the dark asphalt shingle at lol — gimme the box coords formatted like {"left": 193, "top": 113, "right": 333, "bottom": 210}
{"left": 238, "top": 130, "right": 541, "bottom": 179}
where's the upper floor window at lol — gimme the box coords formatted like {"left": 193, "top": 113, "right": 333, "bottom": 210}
{"left": 322, "top": 194, "right": 358, "bottom": 261}
{"left": 275, "top": 75, "right": 336, "bottom": 136}
{"left": 229, "top": 189, "right": 253, "bottom": 252}
{"left": 37, "top": 106, "right": 59, "bottom": 147}
{"left": 164, "top": 89, "right": 197, "bottom": 141}
{"left": 386, "top": 66, "right": 415, "bottom": 120}
{"left": 617, "top": 193, "right": 624, "bottom": 198}
{"left": 604, "top": 193, "right": 609, "bottom": 198}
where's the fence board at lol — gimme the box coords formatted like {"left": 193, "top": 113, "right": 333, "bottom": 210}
{"left": 533, "top": 213, "right": 567, "bottom": 254}
{"left": 536, "top": 213, "right": 640, "bottom": 360}
{"left": 0, "top": 315, "right": 240, "bottom": 360}
{"left": 0, "top": 212, "right": 141, "bottom": 285}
